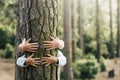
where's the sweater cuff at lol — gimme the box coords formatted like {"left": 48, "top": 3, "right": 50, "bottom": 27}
{"left": 17, "top": 57, "right": 28, "bottom": 67}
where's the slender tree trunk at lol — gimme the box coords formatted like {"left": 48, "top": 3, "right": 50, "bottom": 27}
{"left": 78, "top": 0, "right": 84, "bottom": 57}
{"left": 64, "top": 0, "right": 73, "bottom": 80}
{"left": 15, "top": 0, "right": 58, "bottom": 80}
{"left": 72, "top": 41, "right": 76, "bottom": 62}
{"left": 96, "top": 0, "right": 100, "bottom": 62}
{"left": 117, "top": 0, "right": 120, "bottom": 57}
{"left": 109, "top": 0, "right": 114, "bottom": 58}
{"left": 71, "top": 0, "right": 76, "bottom": 62}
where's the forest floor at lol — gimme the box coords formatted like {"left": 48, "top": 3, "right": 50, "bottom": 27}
{"left": 0, "top": 59, "right": 15, "bottom": 80}
{"left": 96, "top": 58, "right": 120, "bottom": 80}
{"left": 1, "top": 58, "right": 120, "bottom": 80}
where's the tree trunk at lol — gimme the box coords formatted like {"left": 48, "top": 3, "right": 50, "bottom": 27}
{"left": 15, "top": 0, "right": 58, "bottom": 80}
{"left": 78, "top": 0, "right": 84, "bottom": 57}
{"left": 117, "top": 0, "right": 120, "bottom": 57}
{"left": 71, "top": 0, "right": 76, "bottom": 62}
{"left": 109, "top": 0, "right": 114, "bottom": 58}
{"left": 64, "top": 0, "right": 73, "bottom": 80}
{"left": 96, "top": 0, "right": 100, "bottom": 62}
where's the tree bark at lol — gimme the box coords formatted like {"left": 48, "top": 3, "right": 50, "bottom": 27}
{"left": 96, "top": 0, "right": 100, "bottom": 62}
{"left": 71, "top": 0, "right": 76, "bottom": 62}
{"left": 117, "top": 0, "right": 120, "bottom": 57}
{"left": 109, "top": 0, "right": 114, "bottom": 58}
{"left": 77, "top": 0, "right": 84, "bottom": 57}
{"left": 64, "top": 0, "right": 73, "bottom": 80}
{"left": 15, "top": 0, "right": 58, "bottom": 80}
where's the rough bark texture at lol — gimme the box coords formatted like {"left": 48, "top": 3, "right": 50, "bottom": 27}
{"left": 15, "top": 0, "right": 58, "bottom": 80}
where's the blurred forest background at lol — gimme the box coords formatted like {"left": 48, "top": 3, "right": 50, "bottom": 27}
{"left": 1, "top": 0, "right": 120, "bottom": 80}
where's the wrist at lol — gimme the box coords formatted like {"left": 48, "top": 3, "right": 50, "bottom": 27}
{"left": 57, "top": 40, "right": 64, "bottom": 49}
{"left": 25, "top": 58, "right": 29, "bottom": 65}
{"left": 19, "top": 44, "right": 25, "bottom": 53}
{"left": 55, "top": 58, "right": 59, "bottom": 66}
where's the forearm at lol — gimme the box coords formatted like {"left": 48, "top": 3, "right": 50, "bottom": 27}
{"left": 57, "top": 50, "right": 66, "bottom": 66}
{"left": 57, "top": 56, "right": 66, "bottom": 66}
{"left": 16, "top": 55, "right": 28, "bottom": 67}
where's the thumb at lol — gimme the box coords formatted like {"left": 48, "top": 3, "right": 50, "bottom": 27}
{"left": 50, "top": 36, "right": 55, "bottom": 40}
{"left": 29, "top": 53, "right": 34, "bottom": 58}
{"left": 46, "top": 54, "right": 52, "bottom": 57}
{"left": 45, "top": 63, "right": 51, "bottom": 67}
{"left": 26, "top": 38, "right": 31, "bottom": 43}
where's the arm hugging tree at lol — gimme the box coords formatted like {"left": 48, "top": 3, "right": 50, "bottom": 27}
{"left": 15, "top": 0, "right": 59, "bottom": 80}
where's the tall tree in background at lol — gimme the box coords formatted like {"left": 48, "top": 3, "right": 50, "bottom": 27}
{"left": 71, "top": 0, "right": 79, "bottom": 62}
{"left": 64, "top": 0, "right": 73, "bottom": 80}
{"left": 71, "top": 0, "right": 76, "bottom": 62}
{"left": 15, "top": 0, "right": 58, "bottom": 80}
{"left": 117, "top": 0, "right": 120, "bottom": 57}
{"left": 96, "top": 0, "right": 101, "bottom": 62}
{"left": 78, "top": 0, "right": 84, "bottom": 57}
{"left": 109, "top": 0, "right": 114, "bottom": 58}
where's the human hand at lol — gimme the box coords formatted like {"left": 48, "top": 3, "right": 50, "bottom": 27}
{"left": 19, "top": 38, "right": 38, "bottom": 53}
{"left": 41, "top": 54, "right": 58, "bottom": 67}
{"left": 25, "top": 54, "right": 40, "bottom": 67}
{"left": 43, "top": 37, "right": 59, "bottom": 50}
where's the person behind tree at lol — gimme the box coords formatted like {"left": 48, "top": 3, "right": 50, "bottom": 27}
{"left": 16, "top": 37, "right": 66, "bottom": 80}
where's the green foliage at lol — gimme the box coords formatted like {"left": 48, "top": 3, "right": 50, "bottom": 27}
{"left": 75, "top": 48, "right": 83, "bottom": 60}
{"left": 0, "top": 0, "right": 16, "bottom": 58}
{"left": 99, "top": 57, "right": 106, "bottom": 72}
{"left": 101, "top": 44, "right": 109, "bottom": 59}
{"left": 102, "top": 52, "right": 110, "bottom": 59}
{"left": 84, "top": 34, "right": 113, "bottom": 59}
{"left": 0, "top": 49, "right": 5, "bottom": 58}
{"left": 0, "top": 29, "right": 8, "bottom": 49}
{"left": 57, "top": 26, "right": 64, "bottom": 39}
{"left": 4, "top": 43, "right": 14, "bottom": 58}
{"left": 85, "top": 54, "right": 96, "bottom": 59}
{"left": 73, "top": 55, "right": 100, "bottom": 80}
{"left": 0, "top": 0, "right": 17, "bottom": 35}
{"left": 0, "top": 28, "right": 15, "bottom": 48}
{"left": 60, "top": 67, "right": 65, "bottom": 79}
{"left": 0, "top": 43, "right": 14, "bottom": 58}
{"left": 84, "top": 34, "right": 94, "bottom": 54}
